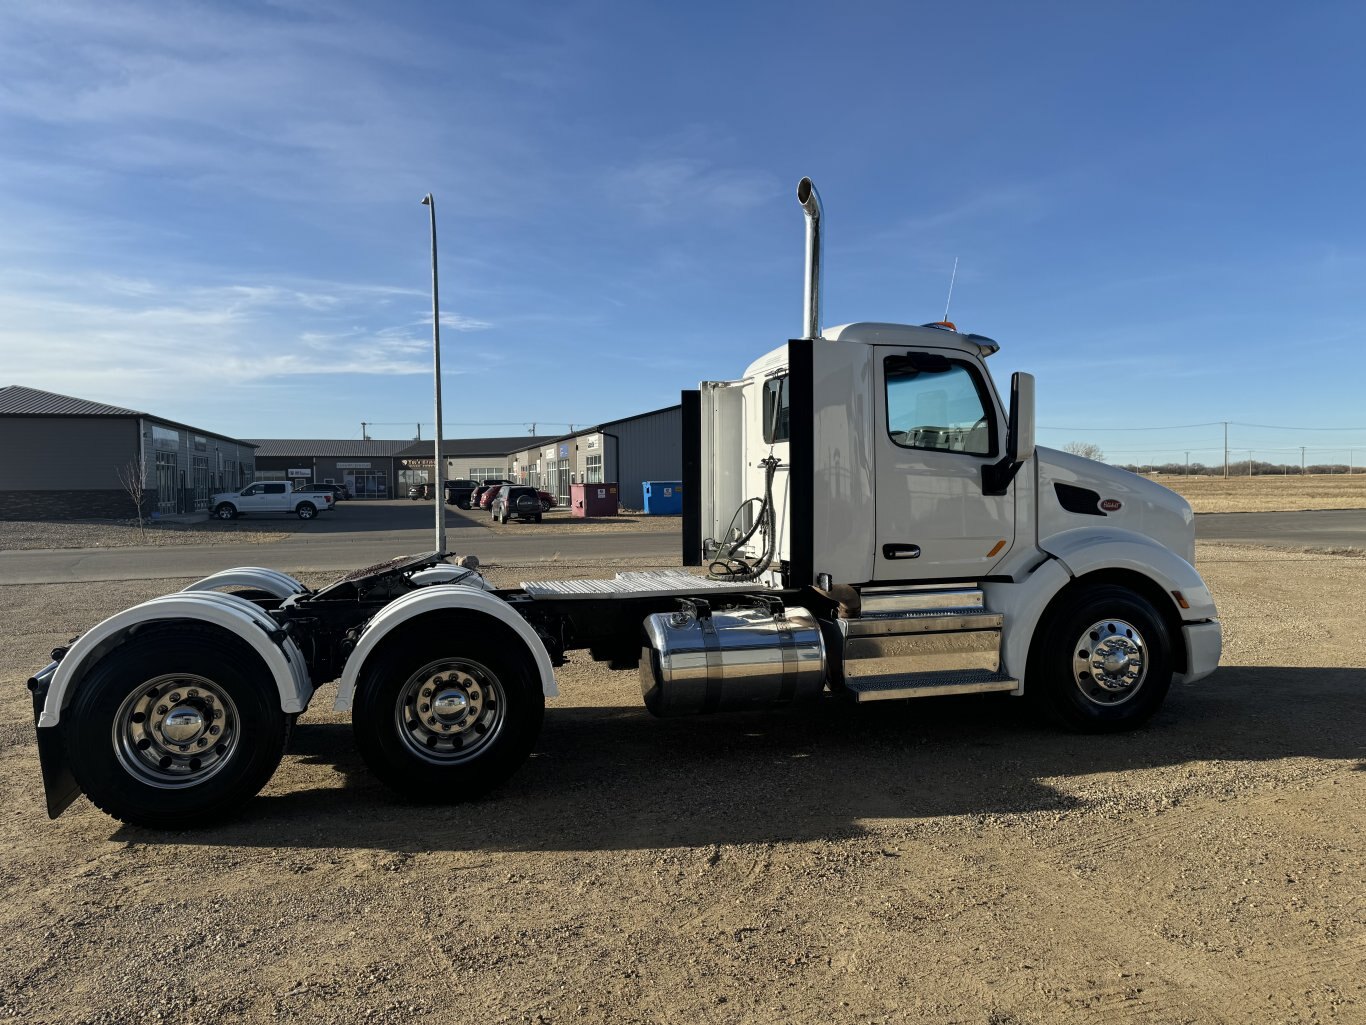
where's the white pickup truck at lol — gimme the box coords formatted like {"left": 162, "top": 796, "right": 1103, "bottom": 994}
{"left": 211, "top": 481, "right": 334, "bottom": 520}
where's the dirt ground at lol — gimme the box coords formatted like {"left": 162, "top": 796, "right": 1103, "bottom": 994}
{"left": 1, "top": 545, "right": 1363, "bottom": 1024}
{"left": 1148, "top": 473, "right": 1366, "bottom": 514}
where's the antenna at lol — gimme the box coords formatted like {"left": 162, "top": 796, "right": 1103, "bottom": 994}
{"left": 942, "top": 257, "right": 959, "bottom": 323}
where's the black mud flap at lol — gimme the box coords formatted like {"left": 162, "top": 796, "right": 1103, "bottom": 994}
{"left": 28, "top": 668, "right": 81, "bottom": 819}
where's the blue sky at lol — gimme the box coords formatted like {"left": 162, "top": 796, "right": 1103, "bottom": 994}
{"left": 2, "top": 1, "right": 1365, "bottom": 465}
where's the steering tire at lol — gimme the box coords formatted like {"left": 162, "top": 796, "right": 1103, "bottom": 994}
{"left": 63, "top": 628, "right": 290, "bottom": 828}
{"left": 296, "top": 503, "right": 316, "bottom": 520}
{"left": 214, "top": 503, "right": 237, "bottom": 521}
{"left": 351, "top": 614, "right": 544, "bottom": 800}
{"left": 1026, "top": 582, "right": 1174, "bottom": 732}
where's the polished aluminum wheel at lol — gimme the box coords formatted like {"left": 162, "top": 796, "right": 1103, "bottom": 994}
{"left": 112, "top": 673, "right": 240, "bottom": 789}
{"left": 1072, "top": 619, "right": 1147, "bottom": 706}
{"left": 394, "top": 658, "right": 506, "bottom": 765}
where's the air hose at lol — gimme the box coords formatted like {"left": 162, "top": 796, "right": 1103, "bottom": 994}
{"left": 707, "top": 456, "right": 780, "bottom": 581}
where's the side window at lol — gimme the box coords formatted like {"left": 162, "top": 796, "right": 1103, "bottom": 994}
{"left": 762, "top": 375, "right": 789, "bottom": 444}
{"left": 265, "top": 483, "right": 288, "bottom": 495}
{"left": 885, "top": 355, "right": 995, "bottom": 456}
{"left": 242, "top": 484, "right": 262, "bottom": 496}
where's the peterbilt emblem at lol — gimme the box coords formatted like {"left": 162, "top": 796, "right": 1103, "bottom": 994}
{"left": 1100, "top": 499, "right": 1122, "bottom": 512}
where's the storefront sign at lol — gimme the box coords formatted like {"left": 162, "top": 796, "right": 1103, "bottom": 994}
{"left": 336, "top": 462, "right": 372, "bottom": 469}
{"left": 288, "top": 468, "right": 310, "bottom": 477}
{"left": 559, "top": 443, "right": 569, "bottom": 458}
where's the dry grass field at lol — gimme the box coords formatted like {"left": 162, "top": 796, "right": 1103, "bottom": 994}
{"left": 1, "top": 545, "right": 1364, "bottom": 1023}
{"left": 1146, "top": 473, "right": 1366, "bottom": 513}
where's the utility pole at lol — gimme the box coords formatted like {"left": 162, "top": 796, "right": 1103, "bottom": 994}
{"left": 1223, "top": 421, "right": 1229, "bottom": 480}
{"left": 416, "top": 423, "right": 421, "bottom": 441}
{"left": 1246, "top": 450, "right": 1253, "bottom": 477}
{"left": 421, "top": 193, "right": 446, "bottom": 555}
{"left": 361, "top": 421, "right": 369, "bottom": 441}
{"left": 1185, "top": 450, "right": 1190, "bottom": 476}
{"left": 1301, "top": 446, "right": 1307, "bottom": 475}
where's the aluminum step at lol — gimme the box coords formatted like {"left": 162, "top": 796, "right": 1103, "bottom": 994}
{"left": 845, "top": 669, "right": 1019, "bottom": 702}
{"left": 842, "top": 610, "right": 1002, "bottom": 636}
{"left": 858, "top": 586, "right": 983, "bottom": 616}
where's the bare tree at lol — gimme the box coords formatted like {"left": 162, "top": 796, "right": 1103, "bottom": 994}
{"left": 1063, "top": 441, "right": 1105, "bottom": 462}
{"left": 117, "top": 458, "right": 148, "bottom": 543}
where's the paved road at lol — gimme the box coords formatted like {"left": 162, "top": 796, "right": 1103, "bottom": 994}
{"left": 0, "top": 501, "right": 680, "bottom": 584}
{"left": 1196, "top": 508, "right": 1366, "bottom": 549}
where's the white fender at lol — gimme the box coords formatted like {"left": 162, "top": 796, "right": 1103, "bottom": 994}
{"left": 333, "top": 585, "right": 558, "bottom": 711}
{"left": 984, "top": 528, "right": 1220, "bottom": 694}
{"left": 40, "top": 590, "right": 312, "bottom": 728}
{"left": 181, "top": 567, "right": 309, "bottom": 599}
{"left": 983, "top": 558, "right": 1073, "bottom": 692}
{"left": 1039, "top": 527, "right": 1217, "bottom": 620}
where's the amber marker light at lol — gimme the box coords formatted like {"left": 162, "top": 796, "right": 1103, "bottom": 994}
{"left": 987, "top": 539, "right": 1007, "bottom": 557}
{"left": 1172, "top": 590, "right": 1191, "bottom": 609}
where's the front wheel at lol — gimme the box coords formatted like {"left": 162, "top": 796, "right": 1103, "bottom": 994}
{"left": 296, "top": 503, "right": 316, "bottom": 520}
{"left": 215, "top": 503, "right": 237, "bottom": 520}
{"left": 62, "top": 630, "right": 290, "bottom": 827}
{"left": 1026, "top": 583, "right": 1174, "bottom": 732}
{"left": 351, "top": 617, "right": 544, "bottom": 800}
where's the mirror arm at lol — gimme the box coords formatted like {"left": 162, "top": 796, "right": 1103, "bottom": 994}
{"left": 981, "top": 455, "right": 1023, "bottom": 497}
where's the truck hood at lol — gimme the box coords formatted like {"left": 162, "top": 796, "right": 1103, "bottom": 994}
{"left": 1035, "top": 446, "right": 1195, "bottom": 565}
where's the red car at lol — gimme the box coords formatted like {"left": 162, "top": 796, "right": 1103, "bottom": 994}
{"left": 479, "top": 484, "right": 508, "bottom": 509}
{"left": 536, "top": 490, "right": 556, "bottom": 512}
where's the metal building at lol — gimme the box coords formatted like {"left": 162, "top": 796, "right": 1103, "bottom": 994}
{"left": 0, "top": 385, "right": 256, "bottom": 520}
{"left": 506, "top": 405, "right": 682, "bottom": 510}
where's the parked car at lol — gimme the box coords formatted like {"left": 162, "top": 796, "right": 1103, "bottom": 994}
{"left": 443, "top": 478, "right": 479, "bottom": 508}
{"left": 491, "top": 486, "right": 544, "bottom": 523}
{"left": 408, "top": 483, "right": 433, "bottom": 501}
{"left": 536, "top": 490, "right": 556, "bottom": 512}
{"left": 212, "top": 481, "right": 333, "bottom": 520}
{"left": 478, "top": 484, "right": 509, "bottom": 510}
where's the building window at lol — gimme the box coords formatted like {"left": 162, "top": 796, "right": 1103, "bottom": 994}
{"left": 468, "top": 466, "right": 504, "bottom": 480}
{"left": 586, "top": 453, "right": 603, "bottom": 483}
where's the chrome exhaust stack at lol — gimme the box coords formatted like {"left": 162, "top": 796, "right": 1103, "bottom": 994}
{"left": 797, "top": 176, "right": 823, "bottom": 340}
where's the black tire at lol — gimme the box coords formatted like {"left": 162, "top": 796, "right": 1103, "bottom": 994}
{"left": 214, "top": 503, "right": 237, "bottom": 520}
{"left": 296, "top": 502, "right": 316, "bottom": 520}
{"left": 533, "top": 513, "right": 542, "bottom": 523}
{"left": 351, "top": 615, "right": 544, "bottom": 801}
{"left": 1026, "top": 582, "right": 1174, "bottom": 732}
{"left": 63, "top": 629, "right": 290, "bottom": 828}
{"left": 500, "top": 510, "right": 509, "bottom": 524}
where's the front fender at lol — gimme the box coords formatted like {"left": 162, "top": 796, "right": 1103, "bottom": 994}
{"left": 40, "top": 591, "right": 312, "bottom": 728}
{"left": 333, "top": 586, "right": 558, "bottom": 712}
{"left": 1039, "top": 527, "right": 1217, "bottom": 620}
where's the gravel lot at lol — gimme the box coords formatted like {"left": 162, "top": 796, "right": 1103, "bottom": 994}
{"left": 1, "top": 544, "right": 1362, "bottom": 1024}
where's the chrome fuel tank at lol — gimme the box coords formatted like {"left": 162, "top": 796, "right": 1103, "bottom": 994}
{"left": 640, "top": 601, "right": 826, "bottom": 717}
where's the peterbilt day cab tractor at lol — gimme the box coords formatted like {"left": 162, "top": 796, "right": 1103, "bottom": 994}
{"left": 27, "top": 179, "right": 1221, "bottom": 829}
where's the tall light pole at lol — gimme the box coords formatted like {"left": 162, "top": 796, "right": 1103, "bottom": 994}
{"left": 421, "top": 193, "right": 447, "bottom": 555}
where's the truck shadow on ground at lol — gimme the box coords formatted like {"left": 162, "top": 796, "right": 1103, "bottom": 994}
{"left": 118, "top": 666, "right": 1366, "bottom": 852}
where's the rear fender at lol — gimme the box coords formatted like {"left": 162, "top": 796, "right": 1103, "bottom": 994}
{"left": 181, "top": 567, "right": 309, "bottom": 599}
{"left": 334, "top": 586, "right": 558, "bottom": 711}
{"left": 39, "top": 591, "right": 311, "bottom": 728}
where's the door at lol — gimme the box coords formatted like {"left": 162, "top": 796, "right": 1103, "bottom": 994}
{"left": 873, "top": 348, "right": 1015, "bottom": 581}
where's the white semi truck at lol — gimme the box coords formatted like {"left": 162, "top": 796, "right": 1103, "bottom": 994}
{"left": 27, "top": 179, "right": 1221, "bottom": 828}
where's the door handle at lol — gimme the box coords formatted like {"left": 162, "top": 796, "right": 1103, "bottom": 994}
{"left": 883, "top": 543, "right": 921, "bottom": 560}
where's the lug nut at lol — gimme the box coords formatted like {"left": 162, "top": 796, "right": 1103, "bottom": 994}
{"left": 202, "top": 694, "right": 213, "bottom": 704}
{"left": 214, "top": 709, "right": 223, "bottom": 719}
{"left": 197, "top": 738, "right": 208, "bottom": 747}
{"left": 209, "top": 725, "right": 220, "bottom": 736}
{"left": 157, "top": 705, "right": 169, "bottom": 715}
{"left": 187, "top": 689, "right": 199, "bottom": 697}
{"left": 419, "top": 704, "right": 430, "bottom": 713}
{"left": 169, "top": 692, "right": 181, "bottom": 702}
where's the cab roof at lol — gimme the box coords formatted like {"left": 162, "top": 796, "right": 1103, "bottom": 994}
{"left": 740, "top": 322, "right": 999, "bottom": 378}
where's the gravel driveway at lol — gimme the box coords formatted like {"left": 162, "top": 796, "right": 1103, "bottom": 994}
{"left": 1, "top": 544, "right": 1362, "bottom": 1024}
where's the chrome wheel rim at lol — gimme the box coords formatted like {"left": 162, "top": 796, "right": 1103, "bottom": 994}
{"left": 113, "top": 673, "right": 240, "bottom": 788}
{"left": 1072, "top": 618, "right": 1147, "bottom": 706}
{"left": 394, "top": 658, "right": 506, "bottom": 765}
